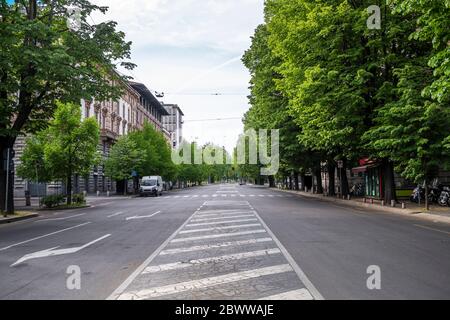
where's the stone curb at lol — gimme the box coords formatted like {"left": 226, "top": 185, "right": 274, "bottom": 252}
{"left": 0, "top": 213, "right": 39, "bottom": 225}
{"left": 276, "top": 188, "right": 450, "bottom": 225}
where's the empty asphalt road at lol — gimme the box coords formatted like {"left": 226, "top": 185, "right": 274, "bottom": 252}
{"left": 0, "top": 184, "right": 449, "bottom": 300}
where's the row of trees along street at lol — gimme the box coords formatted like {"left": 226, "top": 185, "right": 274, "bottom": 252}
{"left": 239, "top": 0, "right": 450, "bottom": 209}
{"left": 17, "top": 102, "right": 237, "bottom": 206}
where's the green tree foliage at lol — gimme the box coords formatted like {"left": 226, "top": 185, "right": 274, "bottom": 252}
{"left": 241, "top": 0, "right": 449, "bottom": 204}
{"left": 0, "top": 0, "right": 134, "bottom": 212}
{"left": 128, "top": 122, "right": 177, "bottom": 181}
{"left": 18, "top": 102, "right": 100, "bottom": 204}
{"left": 104, "top": 135, "right": 145, "bottom": 184}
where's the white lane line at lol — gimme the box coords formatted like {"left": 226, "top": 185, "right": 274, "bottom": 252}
{"left": 258, "top": 289, "right": 313, "bottom": 300}
{"left": 252, "top": 210, "right": 324, "bottom": 300}
{"left": 190, "top": 215, "right": 256, "bottom": 223}
{"left": 107, "top": 212, "right": 125, "bottom": 218}
{"left": 143, "top": 248, "right": 281, "bottom": 274}
{"left": 186, "top": 218, "right": 258, "bottom": 227}
{"left": 108, "top": 207, "right": 202, "bottom": 300}
{"left": 159, "top": 238, "right": 274, "bottom": 256}
{"left": 171, "top": 229, "right": 267, "bottom": 243}
{"left": 118, "top": 264, "right": 293, "bottom": 300}
{"left": 35, "top": 213, "right": 87, "bottom": 222}
{"left": 195, "top": 211, "right": 255, "bottom": 218}
{"left": 0, "top": 222, "right": 92, "bottom": 252}
{"left": 414, "top": 224, "right": 450, "bottom": 235}
{"left": 179, "top": 223, "right": 262, "bottom": 234}
{"left": 126, "top": 211, "right": 161, "bottom": 221}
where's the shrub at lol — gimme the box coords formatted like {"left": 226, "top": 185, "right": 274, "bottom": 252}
{"left": 41, "top": 194, "right": 66, "bottom": 208}
{"left": 72, "top": 193, "right": 86, "bottom": 205}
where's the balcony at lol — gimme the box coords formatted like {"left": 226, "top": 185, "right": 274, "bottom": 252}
{"left": 100, "top": 128, "right": 119, "bottom": 142}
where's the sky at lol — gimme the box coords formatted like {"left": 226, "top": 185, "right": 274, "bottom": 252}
{"left": 90, "top": 0, "right": 265, "bottom": 152}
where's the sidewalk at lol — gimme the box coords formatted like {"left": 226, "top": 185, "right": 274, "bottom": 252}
{"left": 276, "top": 188, "right": 450, "bottom": 225}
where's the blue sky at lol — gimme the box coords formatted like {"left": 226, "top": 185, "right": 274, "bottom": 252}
{"left": 91, "top": 0, "right": 265, "bottom": 152}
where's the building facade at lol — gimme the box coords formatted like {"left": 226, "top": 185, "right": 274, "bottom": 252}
{"left": 162, "top": 104, "right": 184, "bottom": 149}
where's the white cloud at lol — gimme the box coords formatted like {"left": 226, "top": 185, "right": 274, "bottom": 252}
{"left": 90, "top": 0, "right": 264, "bottom": 152}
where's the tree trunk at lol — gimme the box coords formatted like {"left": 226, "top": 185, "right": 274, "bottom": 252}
{"left": 294, "top": 171, "right": 300, "bottom": 191}
{"left": 382, "top": 159, "right": 397, "bottom": 204}
{"left": 300, "top": 173, "right": 306, "bottom": 191}
{"left": 424, "top": 180, "right": 429, "bottom": 211}
{"left": 268, "top": 176, "right": 275, "bottom": 188}
{"left": 67, "top": 175, "right": 72, "bottom": 205}
{"left": 339, "top": 161, "right": 350, "bottom": 196}
{"left": 0, "top": 144, "right": 15, "bottom": 215}
{"left": 315, "top": 167, "right": 323, "bottom": 194}
{"left": 328, "top": 162, "right": 336, "bottom": 196}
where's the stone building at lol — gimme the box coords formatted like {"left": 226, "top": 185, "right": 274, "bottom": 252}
{"left": 162, "top": 104, "right": 184, "bottom": 150}
{"left": 13, "top": 80, "right": 170, "bottom": 197}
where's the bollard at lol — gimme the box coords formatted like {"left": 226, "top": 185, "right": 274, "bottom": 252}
{"left": 97, "top": 191, "right": 100, "bottom": 197}
{"left": 381, "top": 200, "right": 385, "bottom": 206}
{"left": 83, "top": 191, "right": 87, "bottom": 197}
{"left": 370, "top": 198, "right": 374, "bottom": 204}
{"left": 107, "top": 191, "right": 110, "bottom": 197}
{"left": 25, "top": 190, "right": 31, "bottom": 207}
{"left": 363, "top": 198, "right": 367, "bottom": 203}
{"left": 402, "top": 203, "right": 406, "bottom": 209}
{"left": 391, "top": 200, "right": 396, "bottom": 207}
{"left": 347, "top": 195, "right": 351, "bottom": 200}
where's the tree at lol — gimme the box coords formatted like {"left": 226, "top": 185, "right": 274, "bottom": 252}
{"left": 128, "top": 123, "right": 177, "bottom": 186}
{"left": 104, "top": 135, "right": 144, "bottom": 195}
{"left": 0, "top": 0, "right": 134, "bottom": 213}
{"left": 363, "top": 0, "right": 450, "bottom": 209}
{"left": 17, "top": 102, "right": 100, "bottom": 205}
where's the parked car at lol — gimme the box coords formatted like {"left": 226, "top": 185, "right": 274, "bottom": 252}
{"left": 140, "top": 176, "right": 164, "bottom": 197}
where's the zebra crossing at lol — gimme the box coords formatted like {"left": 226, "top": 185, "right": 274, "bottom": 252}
{"left": 159, "top": 194, "right": 293, "bottom": 199}
{"left": 109, "top": 200, "right": 321, "bottom": 300}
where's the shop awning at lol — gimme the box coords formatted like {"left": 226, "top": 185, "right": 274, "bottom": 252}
{"left": 352, "top": 164, "right": 379, "bottom": 174}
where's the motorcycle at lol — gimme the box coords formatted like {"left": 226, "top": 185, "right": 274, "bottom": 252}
{"left": 410, "top": 185, "right": 436, "bottom": 204}
{"left": 438, "top": 186, "right": 450, "bottom": 207}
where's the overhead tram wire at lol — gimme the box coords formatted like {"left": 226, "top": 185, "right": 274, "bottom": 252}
{"left": 184, "top": 117, "right": 242, "bottom": 123}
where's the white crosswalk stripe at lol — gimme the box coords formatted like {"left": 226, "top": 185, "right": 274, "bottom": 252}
{"left": 190, "top": 214, "right": 256, "bottom": 222}
{"left": 171, "top": 229, "right": 267, "bottom": 243}
{"left": 118, "top": 265, "right": 293, "bottom": 300}
{"left": 110, "top": 198, "right": 320, "bottom": 301}
{"left": 159, "top": 238, "right": 274, "bottom": 256}
{"left": 186, "top": 218, "right": 258, "bottom": 227}
{"left": 143, "top": 249, "right": 281, "bottom": 274}
{"left": 179, "top": 223, "right": 262, "bottom": 234}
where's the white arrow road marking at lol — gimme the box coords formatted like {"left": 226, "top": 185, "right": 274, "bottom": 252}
{"left": 126, "top": 211, "right": 161, "bottom": 221}
{"left": 10, "top": 234, "right": 111, "bottom": 267}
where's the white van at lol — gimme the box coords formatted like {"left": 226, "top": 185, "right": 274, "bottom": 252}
{"left": 140, "top": 176, "right": 164, "bottom": 197}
